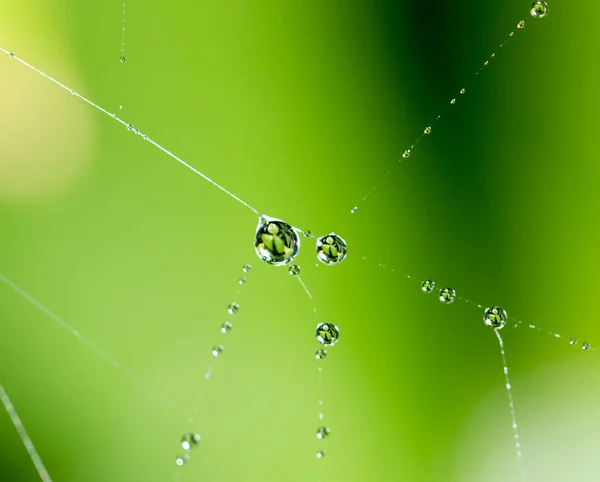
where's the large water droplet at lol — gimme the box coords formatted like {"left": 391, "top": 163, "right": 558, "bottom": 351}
{"left": 315, "top": 349, "right": 327, "bottom": 360}
{"left": 316, "top": 322, "right": 340, "bottom": 347}
{"left": 439, "top": 287, "right": 456, "bottom": 304}
{"left": 212, "top": 345, "right": 224, "bottom": 357}
{"left": 316, "top": 233, "right": 347, "bottom": 265}
{"left": 530, "top": 1, "right": 549, "bottom": 18}
{"left": 254, "top": 216, "right": 300, "bottom": 266}
{"left": 227, "top": 302, "right": 239, "bottom": 315}
{"left": 181, "top": 433, "right": 201, "bottom": 451}
{"left": 288, "top": 264, "right": 300, "bottom": 276}
{"left": 316, "top": 427, "right": 331, "bottom": 440}
{"left": 421, "top": 280, "right": 435, "bottom": 293}
{"left": 221, "top": 321, "right": 232, "bottom": 334}
{"left": 483, "top": 306, "right": 508, "bottom": 329}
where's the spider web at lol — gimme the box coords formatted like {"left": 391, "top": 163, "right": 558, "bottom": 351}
{"left": 1, "top": 1, "right": 600, "bottom": 481}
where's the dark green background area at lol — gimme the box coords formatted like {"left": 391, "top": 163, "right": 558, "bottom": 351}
{"left": 1, "top": 1, "right": 600, "bottom": 481}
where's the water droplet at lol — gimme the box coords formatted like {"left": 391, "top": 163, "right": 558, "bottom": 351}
{"left": 569, "top": 338, "right": 577, "bottom": 345}
{"left": 316, "top": 322, "right": 340, "bottom": 347}
{"left": 316, "top": 427, "right": 331, "bottom": 440}
{"left": 530, "top": 1, "right": 549, "bottom": 18}
{"left": 424, "top": 126, "right": 432, "bottom": 135}
{"left": 127, "top": 124, "right": 135, "bottom": 131}
{"left": 351, "top": 206, "right": 358, "bottom": 214}
{"left": 288, "top": 264, "right": 301, "bottom": 276}
{"left": 506, "top": 382, "right": 512, "bottom": 390}
{"left": 402, "top": 149, "right": 411, "bottom": 158}
{"left": 227, "top": 302, "right": 239, "bottom": 315}
{"left": 460, "top": 88, "right": 466, "bottom": 94}
{"left": 303, "top": 230, "right": 313, "bottom": 238}
{"left": 242, "top": 264, "right": 252, "bottom": 272}
{"left": 582, "top": 342, "right": 591, "bottom": 351}
{"left": 8, "top": 52, "right": 15, "bottom": 58}
{"left": 221, "top": 321, "right": 232, "bottom": 334}
{"left": 483, "top": 306, "right": 508, "bottom": 329}
{"left": 517, "top": 20, "right": 526, "bottom": 29}
{"left": 175, "top": 455, "right": 189, "bottom": 466}
{"left": 316, "top": 450, "right": 326, "bottom": 459}
{"left": 510, "top": 31, "right": 515, "bottom": 36}
{"left": 120, "top": 55, "right": 126, "bottom": 63}
{"left": 318, "top": 413, "right": 324, "bottom": 420}
{"left": 421, "top": 280, "right": 435, "bottom": 293}
{"left": 316, "top": 233, "right": 347, "bottom": 265}
{"left": 70, "top": 89, "right": 76, "bottom": 95}
{"left": 181, "top": 433, "right": 200, "bottom": 451}
{"left": 439, "top": 287, "right": 456, "bottom": 304}
{"left": 315, "top": 349, "right": 327, "bottom": 360}
{"left": 238, "top": 277, "right": 247, "bottom": 285}
{"left": 212, "top": 344, "right": 223, "bottom": 357}
{"left": 254, "top": 216, "right": 300, "bottom": 266}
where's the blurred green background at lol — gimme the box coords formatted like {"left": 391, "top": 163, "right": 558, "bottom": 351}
{"left": 1, "top": 0, "right": 600, "bottom": 481}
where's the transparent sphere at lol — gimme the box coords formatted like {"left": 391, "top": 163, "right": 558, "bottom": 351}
{"left": 288, "top": 264, "right": 300, "bottom": 276}
{"left": 175, "top": 455, "right": 188, "bottom": 466}
{"left": 316, "top": 450, "right": 326, "bottom": 459}
{"left": 212, "top": 345, "right": 223, "bottom": 357}
{"left": 582, "top": 342, "right": 591, "bottom": 351}
{"left": 254, "top": 216, "right": 300, "bottom": 266}
{"left": 120, "top": 55, "right": 126, "bottom": 63}
{"left": 227, "top": 302, "right": 239, "bottom": 315}
{"left": 315, "top": 349, "right": 327, "bottom": 360}
{"left": 242, "top": 264, "right": 252, "bottom": 273}
{"left": 569, "top": 338, "right": 578, "bottom": 345}
{"left": 221, "top": 321, "right": 232, "bottom": 334}
{"left": 316, "top": 233, "right": 347, "bottom": 265}
{"left": 316, "top": 322, "right": 340, "bottom": 347}
{"left": 402, "top": 150, "right": 411, "bottom": 158}
{"left": 483, "top": 306, "right": 508, "bottom": 329}
{"left": 439, "top": 287, "right": 456, "bottom": 304}
{"left": 517, "top": 20, "right": 526, "bottom": 29}
{"left": 530, "top": 1, "right": 549, "bottom": 18}
{"left": 421, "top": 280, "right": 435, "bottom": 293}
{"left": 181, "top": 433, "right": 200, "bottom": 451}
{"left": 303, "top": 230, "right": 313, "bottom": 238}
{"left": 316, "top": 426, "right": 330, "bottom": 440}
{"left": 424, "top": 127, "right": 432, "bottom": 135}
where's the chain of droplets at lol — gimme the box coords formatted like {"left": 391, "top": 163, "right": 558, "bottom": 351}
{"left": 175, "top": 263, "right": 252, "bottom": 467}
{"left": 119, "top": 2, "right": 127, "bottom": 111}
{"left": 350, "top": 15, "right": 538, "bottom": 216}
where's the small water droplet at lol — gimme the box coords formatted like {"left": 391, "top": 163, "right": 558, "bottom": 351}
{"left": 315, "top": 349, "right": 327, "bottom": 360}
{"left": 569, "top": 338, "right": 577, "bottom": 345}
{"left": 181, "top": 433, "right": 200, "bottom": 451}
{"left": 351, "top": 206, "right": 358, "bottom": 214}
{"left": 120, "top": 55, "right": 126, "bottom": 63}
{"left": 242, "top": 264, "right": 252, "bottom": 273}
{"left": 421, "top": 280, "right": 435, "bottom": 293}
{"left": 506, "top": 382, "right": 512, "bottom": 390}
{"left": 517, "top": 20, "right": 526, "bottom": 29}
{"left": 402, "top": 149, "right": 411, "bottom": 158}
{"left": 316, "top": 233, "right": 348, "bottom": 266}
{"left": 316, "top": 322, "right": 340, "bottom": 347}
{"left": 424, "top": 126, "right": 432, "bottom": 135}
{"left": 175, "top": 455, "right": 188, "bottom": 466}
{"left": 227, "top": 302, "right": 239, "bottom": 315}
{"left": 582, "top": 342, "right": 591, "bottom": 351}
{"left": 483, "top": 306, "right": 508, "bottom": 329}
{"left": 212, "top": 345, "right": 224, "bottom": 357}
{"left": 127, "top": 124, "right": 135, "bottom": 131}
{"left": 238, "top": 277, "right": 247, "bottom": 285}
{"left": 318, "top": 400, "right": 323, "bottom": 406}
{"left": 484, "top": 60, "right": 489, "bottom": 66}
{"left": 439, "top": 287, "right": 456, "bottom": 304}
{"left": 316, "top": 450, "right": 326, "bottom": 459}
{"left": 316, "top": 427, "right": 331, "bottom": 440}
{"left": 504, "top": 367, "right": 508, "bottom": 374}
{"left": 288, "top": 264, "right": 300, "bottom": 276}
{"left": 530, "top": 1, "right": 549, "bottom": 18}
{"left": 221, "top": 321, "right": 232, "bottom": 334}
{"left": 8, "top": 52, "right": 16, "bottom": 58}
{"left": 303, "top": 230, "right": 313, "bottom": 238}
{"left": 450, "top": 98, "right": 456, "bottom": 104}
{"left": 460, "top": 88, "right": 466, "bottom": 94}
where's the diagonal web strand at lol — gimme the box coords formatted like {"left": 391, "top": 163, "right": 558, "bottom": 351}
{"left": 0, "top": 383, "right": 52, "bottom": 482}
{"left": 0, "top": 48, "right": 260, "bottom": 217}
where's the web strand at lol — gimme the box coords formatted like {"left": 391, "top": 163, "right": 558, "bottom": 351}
{"left": 0, "top": 48, "right": 260, "bottom": 217}
{"left": 0, "top": 383, "right": 52, "bottom": 482}
{"left": 0, "top": 273, "right": 185, "bottom": 418}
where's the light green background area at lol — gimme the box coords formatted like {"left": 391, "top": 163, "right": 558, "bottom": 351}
{"left": 1, "top": 1, "right": 600, "bottom": 481}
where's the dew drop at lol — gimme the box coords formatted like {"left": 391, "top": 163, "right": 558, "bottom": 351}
{"left": 221, "top": 321, "right": 232, "bottom": 334}
{"left": 181, "top": 433, "right": 200, "bottom": 451}
{"left": 582, "top": 342, "right": 591, "bottom": 351}
{"left": 120, "top": 56, "right": 126, "bottom": 63}
{"left": 484, "top": 60, "right": 489, "bottom": 66}
{"left": 450, "top": 98, "right": 456, "bottom": 104}
{"left": 238, "top": 277, "right": 247, "bottom": 285}
{"left": 530, "top": 1, "right": 549, "bottom": 18}
{"left": 424, "top": 126, "right": 432, "bottom": 135}
{"left": 316, "top": 450, "right": 326, "bottom": 459}
{"left": 127, "top": 124, "right": 135, "bottom": 131}
{"left": 569, "top": 338, "right": 577, "bottom": 345}
{"left": 288, "top": 264, "right": 301, "bottom": 276}
{"left": 460, "top": 88, "right": 466, "bottom": 94}
{"left": 254, "top": 216, "right": 300, "bottom": 266}
{"left": 421, "top": 280, "right": 435, "bottom": 293}
{"left": 175, "top": 455, "right": 188, "bottom": 466}
{"left": 315, "top": 349, "right": 327, "bottom": 360}
{"left": 316, "top": 233, "right": 347, "bottom": 265}
{"left": 242, "top": 264, "right": 252, "bottom": 273}
{"left": 351, "top": 206, "right": 358, "bottom": 214}
{"left": 316, "top": 427, "right": 331, "bottom": 440}
{"left": 303, "top": 230, "right": 313, "bottom": 238}
{"left": 316, "top": 322, "right": 340, "bottom": 347}
{"left": 212, "top": 345, "right": 223, "bottom": 357}
{"left": 9, "top": 52, "right": 16, "bottom": 58}
{"left": 227, "top": 302, "right": 239, "bottom": 315}
{"left": 439, "top": 287, "right": 456, "bottom": 304}
{"left": 402, "top": 149, "right": 411, "bottom": 158}
{"left": 517, "top": 20, "right": 526, "bottom": 29}
{"left": 483, "top": 306, "right": 508, "bottom": 329}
